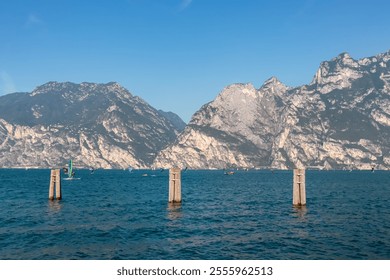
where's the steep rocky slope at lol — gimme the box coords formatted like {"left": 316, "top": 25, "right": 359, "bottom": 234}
{"left": 0, "top": 82, "right": 182, "bottom": 168}
{"left": 153, "top": 50, "right": 390, "bottom": 169}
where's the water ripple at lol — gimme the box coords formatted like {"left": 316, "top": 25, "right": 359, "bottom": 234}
{"left": 0, "top": 169, "right": 389, "bottom": 259}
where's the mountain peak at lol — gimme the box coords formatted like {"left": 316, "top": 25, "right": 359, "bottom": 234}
{"left": 29, "top": 81, "right": 132, "bottom": 98}
{"left": 104, "top": 81, "right": 123, "bottom": 89}
{"left": 217, "top": 83, "right": 256, "bottom": 99}
{"left": 335, "top": 52, "right": 352, "bottom": 60}
{"left": 373, "top": 49, "right": 390, "bottom": 61}
{"left": 104, "top": 82, "right": 130, "bottom": 94}
{"left": 31, "top": 81, "right": 76, "bottom": 96}
{"left": 263, "top": 76, "right": 281, "bottom": 85}
{"left": 260, "top": 76, "right": 289, "bottom": 95}
{"left": 332, "top": 52, "right": 358, "bottom": 66}
{"left": 311, "top": 52, "right": 362, "bottom": 91}
{"left": 225, "top": 82, "right": 255, "bottom": 91}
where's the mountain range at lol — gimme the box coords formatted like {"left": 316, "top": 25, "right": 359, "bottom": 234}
{"left": 0, "top": 82, "right": 183, "bottom": 168}
{"left": 154, "top": 50, "right": 390, "bottom": 169}
{"left": 1, "top": 50, "right": 389, "bottom": 169}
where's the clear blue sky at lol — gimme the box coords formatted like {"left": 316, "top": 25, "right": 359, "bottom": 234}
{"left": 1, "top": 0, "right": 390, "bottom": 122}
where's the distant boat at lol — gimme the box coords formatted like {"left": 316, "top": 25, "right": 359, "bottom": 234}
{"left": 224, "top": 171, "right": 234, "bottom": 175}
{"left": 128, "top": 167, "right": 133, "bottom": 173}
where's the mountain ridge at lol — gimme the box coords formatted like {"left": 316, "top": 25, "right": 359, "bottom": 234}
{"left": 0, "top": 81, "right": 184, "bottom": 168}
{"left": 1, "top": 50, "right": 389, "bottom": 169}
{"left": 153, "top": 50, "right": 390, "bottom": 169}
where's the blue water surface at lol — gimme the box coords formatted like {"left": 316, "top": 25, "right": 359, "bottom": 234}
{"left": 0, "top": 169, "right": 389, "bottom": 259}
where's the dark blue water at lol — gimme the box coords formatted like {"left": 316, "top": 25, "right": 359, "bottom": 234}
{"left": 0, "top": 169, "right": 389, "bottom": 260}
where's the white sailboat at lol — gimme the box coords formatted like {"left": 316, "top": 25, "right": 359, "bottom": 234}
{"left": 63, "top": 159, "right": 80, "bottom": 180}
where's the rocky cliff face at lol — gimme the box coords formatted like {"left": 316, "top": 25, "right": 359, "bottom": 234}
{"left": 153, "top": 78, "right": 289, "bottom": 169}
{"left": 153, "top": 50, "right": 390, "bottom": 169}
{"left": 2, "top": 51, "right": 389, "bottom": 170}
{"left": 0, "top": 82, "right": 183, "bottom": 168}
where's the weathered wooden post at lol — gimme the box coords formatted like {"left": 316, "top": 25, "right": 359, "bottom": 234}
{"left": 49, "top": 169, "right": 61, "bottom": 200}
{"left": 293, "top": 168, "right": 306, "bottom": 206}
{"left": 169, "top": 168, "right": 181, "bottom": 203}
{"left": 49, "top": 170, "right": 55, "bottom": 200}
{"left": 55, "top": 169, "right": 61, "bottom": 200}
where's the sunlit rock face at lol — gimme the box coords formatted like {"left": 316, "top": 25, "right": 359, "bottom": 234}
{"left": 154, "top": 50, "right": 390, "bottom": 170}
{"left": 0, "top": 82, "right": 183, "bottom": 168}
{"left": 1, "top": 50, "right": 389, "bottom": 170}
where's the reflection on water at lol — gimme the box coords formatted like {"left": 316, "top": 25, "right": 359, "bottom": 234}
{"left": 292, "top": 205, "right": 308, "bottom": 221}
{"left": 48, "top": 200, "right": 63, "bottom": 213}
{"left": 167, "top": 203, "right": 183, "bottom": 220}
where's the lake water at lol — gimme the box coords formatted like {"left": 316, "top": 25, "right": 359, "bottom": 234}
{"left": 0, "top": 169, "right": 389, "bottom": 260}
